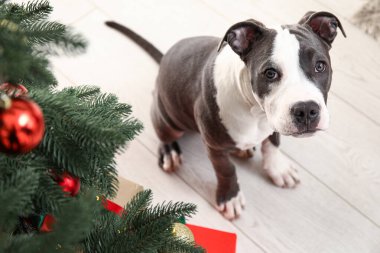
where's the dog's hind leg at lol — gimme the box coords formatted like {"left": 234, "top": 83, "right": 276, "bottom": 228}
{"left": 151, "top": 100, "right": 184, "bottom": 172}
{"left": 158, "top": 142, "right": 182, "bottom": 172}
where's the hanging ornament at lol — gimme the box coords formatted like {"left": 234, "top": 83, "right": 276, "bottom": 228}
{"left": 0, "top": 95, "right": 45, "bottom": 154}
{"left": 0, "top": 82, "right": 28, "bottom": 97}
{"left": 39, "top": 214, "right": 55, "bottom": 232}
{"left": 171, "top": 222, "right": 195, "bottom": 243}
{"left": 51, "top": 171, "right": 81, "bottom": 197}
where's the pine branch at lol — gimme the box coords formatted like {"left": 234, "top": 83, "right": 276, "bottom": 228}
{"left": 20, "top": 0, "right": 52, "bottom": 24}
{"left": 130, "top": 201, "right": 197, "bottom": 231}
{"left": 83, "top": 190, "right": 202, "bottom": 253}
{"left": 33, "top": 88, "right": 142, "bottom": 153}
{"left": 31, "top": 171, "right": 70, "bottom": 214}
{"left": 30, "top": 87, "right": 142, "bottom": 197}
{"left": 123, "top": 216, "right": 174, "bottom": 253}
{"left": 37, "top": 28, "right": 87, "bottom": 55}
{"left": 23, "top": 20, "right": 66, "bottom": 44}
{"left": 5, "top": 0, "right": 52, "bottom": 24}
{"left": 84, "top": 163, "right": 119, "bottom": 197}
{"left": 0, "top": 160, "right": 40, "bottom": 230}
{"left": 123, "top": 190, "right": 153, "bottom": 224}
{"left": 0, "top": 0, "right": 86, "bottom": 85}
{"left": 3, "top": 0, "right": 86, "bottom": 55}
{"left": 64, "top": 86, "right": 101, "bottom": 101}
{"left": 20, "top": 54, "right": 57, "bottom": 88}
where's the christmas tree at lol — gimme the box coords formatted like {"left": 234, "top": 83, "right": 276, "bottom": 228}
{"left": 0, "top": 1, "right": 203, "bottom": 252}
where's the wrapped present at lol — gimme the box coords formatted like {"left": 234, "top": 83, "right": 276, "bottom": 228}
{"left": 113, "top": 176, "right": 144, "bottom": 206}
{"left": 186, "top": 224, "right": 236, "bottom": 253}
{"left": 101, "top": 176, "right": 143, "bottom": 215}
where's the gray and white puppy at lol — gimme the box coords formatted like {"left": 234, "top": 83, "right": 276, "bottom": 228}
{"left": 106, "top": 11, "right": 346, "bottom": 219}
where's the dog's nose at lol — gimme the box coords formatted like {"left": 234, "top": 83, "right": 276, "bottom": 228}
{"left": 291, "top": 101, "right": 320, "bottom": 126}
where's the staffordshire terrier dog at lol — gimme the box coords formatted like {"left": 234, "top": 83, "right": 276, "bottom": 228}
{"left": 106, "top": 11, "right": 346, "bottom": 219}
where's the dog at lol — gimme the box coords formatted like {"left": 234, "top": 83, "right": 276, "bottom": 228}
{"left": 106, "top": 11, "right": 346, "bottom": 220}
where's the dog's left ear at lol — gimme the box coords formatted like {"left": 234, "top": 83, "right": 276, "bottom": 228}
{"left": 217, "top": 19, "right": 267, "bottom": 59}
{"left": 299, "top": 11, "right": 346, "bottom": 45}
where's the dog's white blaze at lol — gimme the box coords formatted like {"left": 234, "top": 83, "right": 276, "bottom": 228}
{"left": 264, "top": 28, "right": 329, "bottom": 134}
{"left": 214, "top": 46, "right": 273, "bottom": 149}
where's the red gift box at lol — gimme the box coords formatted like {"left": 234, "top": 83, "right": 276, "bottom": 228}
{"left": 186, "top": 224, "right": 237, "bottom": 253}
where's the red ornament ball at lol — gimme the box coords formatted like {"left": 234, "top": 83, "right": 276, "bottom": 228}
{"left": 0, "top": 97, "right": 45, "bottom": 154}
{"left": 39, "top": 214, "right": 55, "bottom": 233}
{"left": 57, "top": 172, "right": 81, "bottom": 197}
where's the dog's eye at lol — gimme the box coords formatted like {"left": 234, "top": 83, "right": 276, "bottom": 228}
{"left": 315, "top": 61, "right": 326, "bottom": 73}
{"left": 264, "top": 69, "right": 278, "bottom": 80}
{"left": 330, "top": 21, "right": 338, "bottom": 29}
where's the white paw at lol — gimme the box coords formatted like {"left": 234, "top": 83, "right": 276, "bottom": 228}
{"left": 171, "top": 150, "right": 182, "bottom": 168}
{"left": 216, "top": 191, "right": 246, "bottom": 220}
{"left": 159, "top": 143, "right": 182, "bottom": 172}
{"left": 162, "top": 153, "right": 173, "bottom": 171}
{"left": 162, "top": 151, "right": 182, "bottom": 172}
{"left": 263, "top": 152, "right": 300, "bottom": 188}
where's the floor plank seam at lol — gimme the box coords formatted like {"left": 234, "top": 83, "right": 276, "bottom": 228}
{"left": 330, "top": 91, "right": 380, "bottom": 126}
{"left": 69, "top": 6, "right": 97, "bottom": 26}
{"left": 198, "top": 0, "right": 234, "bottom": 23}
{"left": 88, "top": 0, "right": 115, "bottom": 20}
{"left": 281, "top": 150, "right": 380, "bottom": 230}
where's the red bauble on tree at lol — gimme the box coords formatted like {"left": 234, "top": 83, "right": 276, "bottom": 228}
{"left": 0, "top": 94, "right": 45, "bottom": 154}
{"left": 53, "top": 171, "right": 81, "bottom": 197}
{"left": 39, "top": 214, "right": 55, "bottom": 233}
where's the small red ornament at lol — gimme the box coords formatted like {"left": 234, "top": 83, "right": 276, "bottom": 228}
{"left": 40, "top": 214, "right": 55, "bottom": 233}
{"left": 0, "top": 96, "right": 45, "bottom": 154}
{"left": 56, "top": 172, "right": 81, "bottom": 197}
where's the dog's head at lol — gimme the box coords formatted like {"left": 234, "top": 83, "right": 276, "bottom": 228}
{"left": 218, "top": 11, "right": 346, "bottom": 137}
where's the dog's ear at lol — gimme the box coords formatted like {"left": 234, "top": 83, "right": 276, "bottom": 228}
{"left": 299, "top": 11, "right": 346, "bottom": 45}
{"left": 218, "top": 19, "right": 267, "bottom": 58}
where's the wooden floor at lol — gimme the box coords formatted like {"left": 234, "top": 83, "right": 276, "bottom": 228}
{"left": 42, "top": 0, "right": 380, "bottom": 252}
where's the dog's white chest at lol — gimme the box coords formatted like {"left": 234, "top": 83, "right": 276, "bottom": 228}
{"left": 221, "top": 106, "right": 273, "bottom": 150}
{"left": 213, "top": 47, "right": 274, "bottom": 150}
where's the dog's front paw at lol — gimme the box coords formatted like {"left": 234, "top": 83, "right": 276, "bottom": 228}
{"left": 263, "top": 152, "right": 300, "bottom": 188}
{"left": 216, "top": 191, "right": 246, "bottom": 220}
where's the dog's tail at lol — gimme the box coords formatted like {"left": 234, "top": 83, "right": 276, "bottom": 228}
{"left": 105, "top": 21, "right": 163, "bottom": 64}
